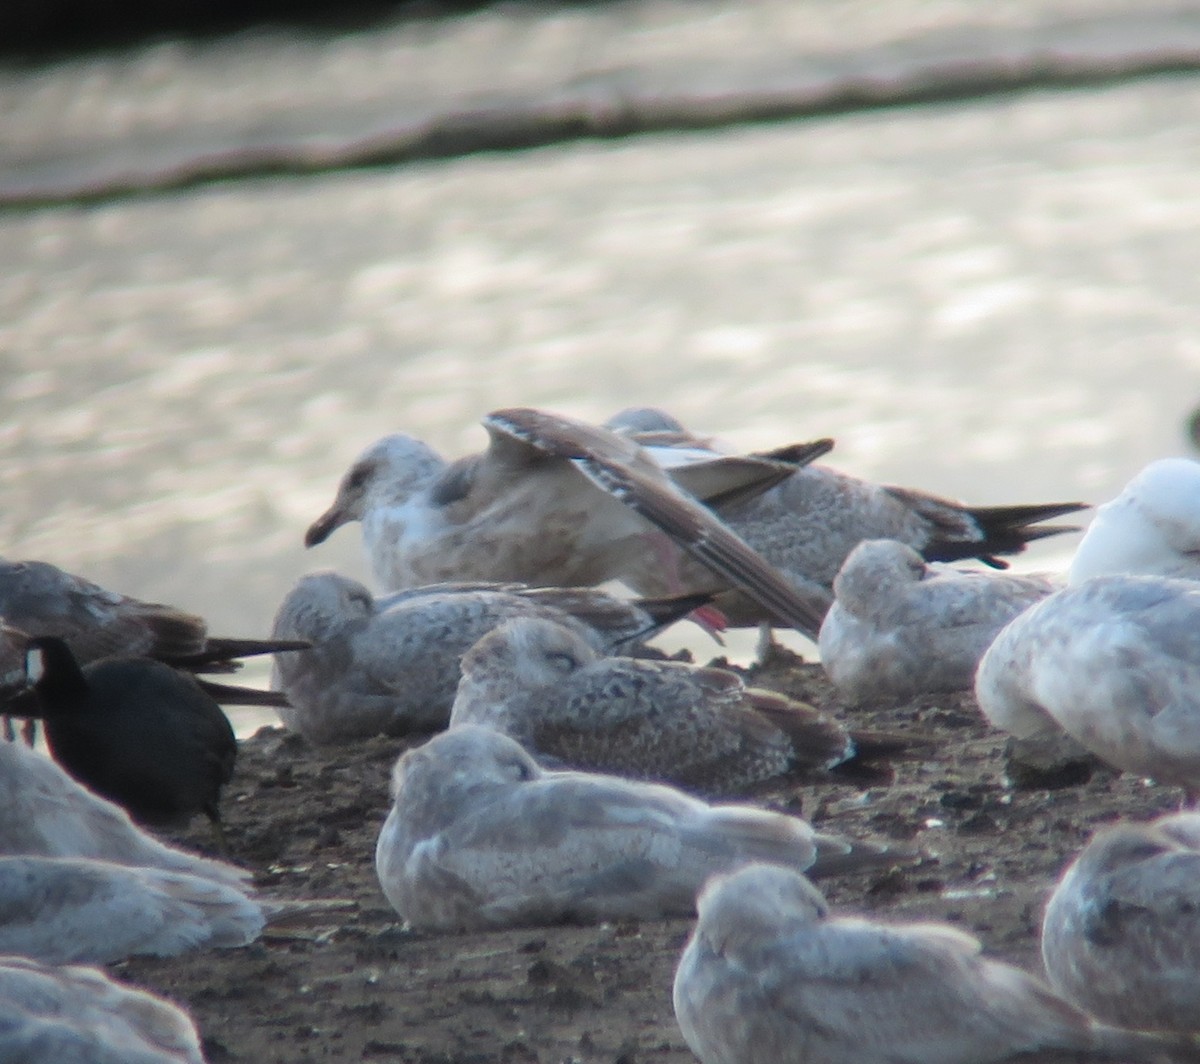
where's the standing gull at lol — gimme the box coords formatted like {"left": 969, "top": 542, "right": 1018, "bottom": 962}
{"left": 374, "top": 726, "right": 901, "bottom": 933}
{"left": 607, "top": 407, "right": 1085, "bottom": 623}
{"left": 975, "top": 574, "right": 1200, "bottom": 795}
{"left": 1069, "top": 458, "right": 1200, "bottom": 586}
{"left": 449, "top": 616, "right": 855, "bottom": 794}
{"left": 673, "top": 862, "right": 1183, "bottom": 1064}
{"left": 0, "top": 954, "right": 205, "bottom": 1064}
{"left": 818, "top": 539, "right": 1056, "bottom": 704}
{"left": 270, "top": 571, "right": 708, "bottom": 744}
{"left": 1042, "top": 812, "right": 1200, "bottom": 1035}
{"left": 0, "top": 557, "right": 307, "bottom": 707}
{"left": 304, "top": 408, "right": 834, "bottom": 637}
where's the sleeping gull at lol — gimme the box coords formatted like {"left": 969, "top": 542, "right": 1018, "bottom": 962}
{"left": 0, "top": 557, "right": 307, "bottom": 708}
{"left": 0, "top": 738, "right": 249, "bottom": 888}
{"left": 1042, "top": 812, "right": 1200, "bottom": 1035}
{"left": 818, "top": 539, "right": 1057, "bottom": 704}
{"left": 269, "top": 571, "right": 708, "bottom": 744}
{"left": 1069, "top": 458, "right": 1200, "bottom": 586}
{"left": 607, "top": 407, "right": 1085, "bottom": 623}
{"left": 0, "top": 855, "right": 264, "bottom": 964}
{"left": 374, "top": 726, "right": 903, "bottom": 932}
{"left": 673, "top": 862, "right": 1184, "bottom": 1064}
{"left": 18, "top": 638, "right": 238, "bottom": 841}
{"left": 0, "top": 954, "right": 205, "bottom": 1064}
{"left": 304, "top": 408, "right": 834, "bottom": 638}
{"left": 448, "top": 616, "right": 855, "bottom": 794}
{"left": 975, "top": 574, "right": 1200, "bottom": 795}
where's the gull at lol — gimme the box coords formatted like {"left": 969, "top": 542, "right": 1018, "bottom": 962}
{"left": 1042, "top": 812, "right": 1200, "bottom": 1036}
{"left": 269, "top": 571, "right": 708, "bottom": 744}
{"left": 0, "top": 855, "right": 264, "bottom": 965}
{"left": 0, "top": 557, "right": 307, "bottom": 708}
{"left": 19, "top": 637, "right": 238, "bottom": 841}
{"left": 0, "top": 954, "right": 205, "bottom": 1064}
{"left": 673, "top": 862, "right": 1184, "bottom": 1064}
{"left": 448, "top": 616, "right": 855, "bottom": 794}
{"left": 0, "top": 738, "right": 250, "bottom": 888}
{"left": 304, "top": 408, "right": 834, "bottom": 638}
{"left": 818, "top": 539, "right": 1057, "bottom": 704}
{"left": 607, "top": 407, "right": 1085, "bottom": 623}
{"left": 975, "top": 574, "right": 1200, "bottom": 795}
{"left": 374, "top": 726, "right": 903, "bottom": 933}
{"left": 1069, "top": 458, "right": 1200, "bottom": 586}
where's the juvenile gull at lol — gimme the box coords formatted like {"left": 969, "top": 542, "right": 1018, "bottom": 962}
{"left": 673, "top": 862, "right": 1181, "bottom": 1064}
{"left": 0, "top": 855, "right": 264, "bottom": 964}
{"left": 449, "top": 616, "right": 854, "bottom": 794}
{"left": 0, "top": 738, "right": 250, "bottom": 888}
{"left": 19, "top": 638, "right": 238, "bottom": 840}
{"left": 304, "top": 408, "right": 834, "bottom": 637}
{"left": 975, "top": 575, "right": 1200, "bottom": 794}
{"left": 0, "top": 954, "right": 205, "bottom": 1064}
{"left": 1069, "top": 458, "right": 1200, "bottom": 585}
{"left": 0, "top": 557, "right": 307, "bottom": 708}
{"left": 374, "top": 726, "right": 900, "bottom": 933}
{"left": 270, "top": 571, "right": 708, "bottom": 744}
{"left": 818, "top": 539, "right": 1056, "bottom": 704}
{"left": 1042, "top": 812, "right": 1200, "bottom": 1035}
{"left": 608, "top": 407, "right": 1085, "bottom": 623}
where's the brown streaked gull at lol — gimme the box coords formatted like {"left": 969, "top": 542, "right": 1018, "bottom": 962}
{"left": 607, "top": 407, "right": 1085, "bottom": 624}
{"left": 975, "top": 574, "right": 1200, "bottom": 793}
{"left": 1042, "top": 812, "right": 1200, "bottom": 1035}
{"left": 0, "top": 954, "right": 205, "bottom": 1064}
{"left": 448, "top": 616, "right": 854, "bottom": 794}
{"left": 304, "top": 408, "right": 834, "bottom": 637}
{"left": 269, "top": 571, "right": 708, "bottom": 744}
{"left": 0, "top": 855, "right": 264, "bottom": 965}
{"left": 673, "top": 862, "right": 1184, "bottom": 1064}
{"left": 374, "top": 726, "right": 903, "bottom": 933}
{"left": 0, "top": 738, "right": 250, "bottom": 888}
{"left": 818, "top": 539, "right": 1057, "bottom": 704}
{"left": 1069, "top": 458, "right": 1200, "bottom": 586}
{"left": 0, "top": 558, "right": 307, "bottom": 708}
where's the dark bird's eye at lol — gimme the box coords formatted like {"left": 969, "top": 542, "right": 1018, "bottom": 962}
{"left": 346, "top": 464, "right": 371, "bottom": 491}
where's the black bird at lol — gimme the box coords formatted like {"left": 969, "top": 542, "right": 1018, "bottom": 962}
{"left": 21, "top": 636, "right": 238, "bottom": 848}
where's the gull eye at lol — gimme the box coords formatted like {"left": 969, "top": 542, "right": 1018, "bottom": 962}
{"left": 346, "top": 463, "right": 371, "bottom": 491}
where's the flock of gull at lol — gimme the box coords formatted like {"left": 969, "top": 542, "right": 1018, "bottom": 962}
{"left": 3, "top": 404, "right": 1200, "bottom": 1062}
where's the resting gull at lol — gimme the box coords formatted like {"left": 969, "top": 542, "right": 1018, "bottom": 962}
{"left": 607, "top": 407, "right": 1085, "bottom": 624}
{"left": 374, "top": 726, "right": 903, "bottom": 932}
{"left": 0, "top": 954, "right": 205, "bottom": 1064}
{"left": 1069, "top": 458, "right": 1200, "bottom": 586}
{"left": 449, "top": 616, "right": 855, "bottom": 794}
{"left": 1042, "top": 812, "right": 1200, "bottom": 1034}
{"left": 0, "top": 854, "right": 263, "bottom": 964}
{"left": 18, "top": 637, "right": 238, "bottom": 841}
{"left": 0, "top": 557, "right": 307, "bottom": 708}
{"left": 818, "top": 539, "right": 1056, "bottom": 704}
{"left": 269, "top": 571, "right": 709, "bottom": 743}
{"left": 975, "top": 574, "right": 1200, "bottom": 795}
{"left": 304, "top": 408, "right": 834, "bottom": 637}
{"left": 0, "top": 738, "right": 249, "bottom": 887}
{"left": 673, "top": 862, "right": 1184, "bottom": 1064}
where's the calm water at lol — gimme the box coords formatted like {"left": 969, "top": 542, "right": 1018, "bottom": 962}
{"left": 3, "top": 7, "right": 1200, "bottom": 730}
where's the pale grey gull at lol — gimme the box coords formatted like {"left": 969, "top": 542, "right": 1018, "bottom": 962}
{"left": 374, "top": 726, "right": 903, "bottom": 933}
{"left": 269, "top": 570, "right": 708, "bottom": 744}
{"left": 607, "top": 407, "right": 1085, "bottom": 625}
{"left": 1069, "top": 458, "right": 1200, "bottom": 586}
{"left": 1042, "top": 812, "right": 1200, "bottom": 1035}
{"left": 673, "top": 861, "right": 1185, "bottom": 1064}
{"left": 0, "top": 954, "right": 205, "bottom": 1064}
{"left": 975, "top": 574, "right": 1200, "bottom": 795}
{"left": 304, "top": 408, "right": 834, "bottom": 637}
{"left": 818, "top": 538, "right": 1057, "bottom": 704}
{"left": 448, "top": 615, "right": 855, "bottom": 794}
